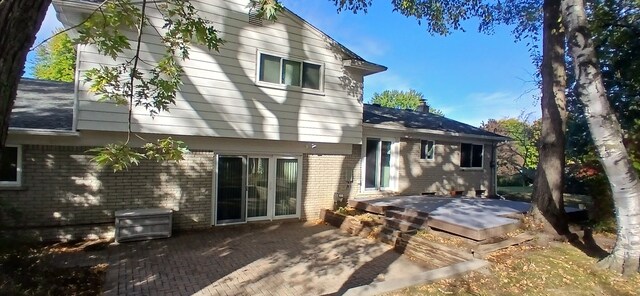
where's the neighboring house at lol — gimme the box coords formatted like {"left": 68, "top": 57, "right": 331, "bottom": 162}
{"left": 0, "top": 0, "right": 507, "bottom": 241}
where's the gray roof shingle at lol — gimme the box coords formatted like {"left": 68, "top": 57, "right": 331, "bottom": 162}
{"left": 363, "top": 104, "right": 508, "bottom": 140}
{"left": 12, "top": 79, "right": 507, "bottom": 140}
{"left": 11, "top": 78, "right": 74, "bottom": 131}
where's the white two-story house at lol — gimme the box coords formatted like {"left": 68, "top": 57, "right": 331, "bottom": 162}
{"left": 1, "top": 0, "right": 506, "bottom": 241}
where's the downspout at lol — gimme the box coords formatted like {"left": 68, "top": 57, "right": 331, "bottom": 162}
{"left": 489, "top": 142, "right": 498, "bottom": 197}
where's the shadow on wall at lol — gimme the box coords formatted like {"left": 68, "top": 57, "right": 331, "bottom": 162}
{"left": 2, "top": 2, "right": 383, "bottom": 241}
{"left": 396, "top": 139, "right": 490, "bottom": 196}
{"left": 0, "top": 145, "right": 214, "bottom": 241}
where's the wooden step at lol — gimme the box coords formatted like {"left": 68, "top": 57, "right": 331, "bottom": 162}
{"left": 427, "top": 216, "right": 521, "bottom": 241}
{"left": 347, "top": 199, "right": 387, "bottom": 214}
{"left": 384, "top": 217, "right": 429, "bottom": 232}
{"left": 474, "top": 233, "right": 535, "bottom": 258}
{"left": 385, "top": 209, "right": 429, "bottom": 226}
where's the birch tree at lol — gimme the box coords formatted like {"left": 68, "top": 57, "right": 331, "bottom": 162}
{"left": 561, "top": 0, "right": 640, "bottom": 274}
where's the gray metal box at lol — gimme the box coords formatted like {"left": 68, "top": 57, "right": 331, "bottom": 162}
{"left": 115, "top": 208, "right": 172, "bottom": 243}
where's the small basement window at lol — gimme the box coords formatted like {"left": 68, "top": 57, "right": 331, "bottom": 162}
{"left": 0, "top": 145, "right": 22, "bottom": 186}
{"left": 460, "top": 143, "right": 483, "bottom": 168}
{"left": 258, "top": 53, "right": 323, "bottom": 91}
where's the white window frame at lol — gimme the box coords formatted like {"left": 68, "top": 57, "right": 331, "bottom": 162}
{"left": 420, "top": 140, "right": 435, "bottom": 161}
{"left": 360, "top": 137, "right": 398, "bottom": 192}
{"left": 212, "top": 153, "right": 302, "bottom": 226}
{"left": 460, "top": 142, "right": 484, "bottom": 169}
{"left": 255, "top": 50, "right": 325, "bottom": 94}
{"left": 0, "top": 145, "right": 22, "bottom": 187}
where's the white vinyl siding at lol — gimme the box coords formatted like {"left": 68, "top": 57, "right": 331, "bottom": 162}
{"left": 72, "top": 0, "right": 364, "bottom": 144}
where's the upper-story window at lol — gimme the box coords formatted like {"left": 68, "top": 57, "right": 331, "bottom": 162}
{"left": 460, "top": 143, "right": 483, "bottom": 168}
{"left": 258, "top": 53, "right": 322, "bottom": 91}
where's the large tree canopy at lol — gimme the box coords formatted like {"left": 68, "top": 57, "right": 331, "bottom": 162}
{"left": 32, "top": 29, "right": 76, "bottom": 82}
{"left": 371, "top": 89, "right": 444, "bottom": 115}
{"left": 481, "top": 116, "right": 540, "bottom": 184}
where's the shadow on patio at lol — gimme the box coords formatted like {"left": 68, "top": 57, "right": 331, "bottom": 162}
{"left": 99, "top": 222, "right": 430, "bottom": 295}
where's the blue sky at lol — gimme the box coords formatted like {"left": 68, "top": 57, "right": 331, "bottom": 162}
{"left": 27, "top": 2, "right": 541, "bottom": 127}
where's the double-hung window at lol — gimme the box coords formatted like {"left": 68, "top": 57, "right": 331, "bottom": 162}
{"left": 420, "top": 140, "right": 435, "bottom": 160}
{"left": 258, "top": 53, "right": 322, "bottom": 90}
{"left": 0, "top": 145, "right": 22, "bottom": 186}
{"left": 460, "top": 143, "right": 483, "bottom": 168}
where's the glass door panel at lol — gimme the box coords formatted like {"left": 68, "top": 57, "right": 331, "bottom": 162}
{"left": 275, "top": 158, "right": 298, "bottom": 216}
{"left": 365, "top": 138, "right": 380, "bottom": 189}
{"left": 216, "top": 156, "right": 245, "bottom": 224}
{"left": 380, "top": 141, "right": 392, "bottom": 188}
{"left": 247, "top": 157, "right": 269, "bottom": 219}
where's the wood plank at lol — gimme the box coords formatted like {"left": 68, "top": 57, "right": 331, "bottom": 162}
{"left": 475, "top": 233, "right": 535, "bottom": 257}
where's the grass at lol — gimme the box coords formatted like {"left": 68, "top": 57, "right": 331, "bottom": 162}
{"left": 387, "top": 242, "right": 640, "bottom": 296}
{"left": 498, "top": 186, "right": 592, "bottom": 207}
{"left": 0, "top": 238, "right": 107, "bottom": 295}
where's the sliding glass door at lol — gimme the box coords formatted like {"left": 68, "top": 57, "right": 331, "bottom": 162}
{"left": 216, "top": 156, "right": 245, "bottom": 224}
{"left": 364, "top": 138, "right": 395, "bottom": 191}
{"left": 247, "top": 157, "right": 269, "bottom": 219}
{"left": 215, "top": 155, "right": 300, "bottom": 225}
{"left": 274, "top": 158, "right": 299, "bottom": 217}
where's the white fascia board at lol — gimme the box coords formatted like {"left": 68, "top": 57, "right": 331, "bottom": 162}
{"left": 363, "top": 123, "right": 509, "bottom": 142}
{"left": 8, "top": 128, "right": 80, "bottom": 137}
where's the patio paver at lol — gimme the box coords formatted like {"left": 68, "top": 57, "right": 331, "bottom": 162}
{"left": 92, "top": 222, "right": 439, "bottom": 295}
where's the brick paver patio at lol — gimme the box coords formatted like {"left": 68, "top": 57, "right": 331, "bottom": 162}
{"left": 88, "top": 222, "right": 432, "bottom": 295}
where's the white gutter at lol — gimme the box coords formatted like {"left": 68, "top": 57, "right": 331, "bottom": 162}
{"left": 363, "top": 123, "right": 510, "bottom": 142}
{"left": 9, "top": 128, "right": 80, "bottom": 137}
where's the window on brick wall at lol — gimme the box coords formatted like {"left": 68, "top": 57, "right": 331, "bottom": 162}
{"left": 0, "top": 145, "right": 22, "bottom": 186}
{"left": 420, "top": 140, "right": 435, "bottom": 160}
{"left": 460, "top": 143, "right": 483, "bottom": 168}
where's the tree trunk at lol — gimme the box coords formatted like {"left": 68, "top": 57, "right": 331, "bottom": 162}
{"left": 0, "top": 0, "right": 51, "bottom": 150}
{"left": 561, "top": 0, "right": 640, "bottom": 275}
{"left": 530, "top": 0, "right": 570, "bottom": 235}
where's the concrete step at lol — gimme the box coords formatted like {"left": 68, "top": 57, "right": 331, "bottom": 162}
{"left": 384, "top": 217, "right": 429, "bottom": 232}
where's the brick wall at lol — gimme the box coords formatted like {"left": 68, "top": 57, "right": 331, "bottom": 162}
{"left": 301, "top": 145, "right": 361, "bottom": 220}
{"left": 0, "top": 145, "right": 214, "bottom": 241}
{"left": 396, "top": 139, "right": 492, "bottom": 196}
{"left": 0, "top": 145, "right": 363, "bottom": 241}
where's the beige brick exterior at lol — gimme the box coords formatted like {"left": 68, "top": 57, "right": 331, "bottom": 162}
{"left": 0, "top": 145, "right": 363, "bottom": 241}
{"left": 396, "top": 138, "right": 493, "bottom": 196}
{"left": 0, "top": 139, "right": 496, "bottom": 241}
{"left": 301, "top": 145, "right": 361, "bottom": 220}
{"left": 0, "top": 145, "right": 214, "bottom": 241}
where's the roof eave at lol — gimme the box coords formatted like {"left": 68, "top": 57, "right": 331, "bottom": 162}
{"left": 363, "top": 123, "right": 510, "bottom": 142}
{"left": 343, "top": 59, "right": 387, "bottom": 76}
{"left": 9, "top": 128, "right": 80, "bottom": 137}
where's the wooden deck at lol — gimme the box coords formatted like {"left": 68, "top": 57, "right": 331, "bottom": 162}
{"left": 349, "top": 196, "right": 553, "bottom": 241}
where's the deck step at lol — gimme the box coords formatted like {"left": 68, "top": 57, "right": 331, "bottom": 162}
{"left": 384, "top": 217, "right": 429, "bottom": 232}
{"left": 377, "top": 228, "right": 400, "bottom": 245}
{"left": 347, "top": 199, "right": 386, "bottom": 215}
{"left": 427, "top": 216, "right": 521, "bottom": 241}
{"left": 385, "top": 209, "right": 429, "bottom": 225}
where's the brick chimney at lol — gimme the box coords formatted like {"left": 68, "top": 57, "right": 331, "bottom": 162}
{"left": 417, "top": 99, "right": 429, "bottom": 113}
